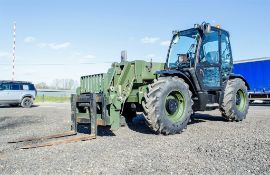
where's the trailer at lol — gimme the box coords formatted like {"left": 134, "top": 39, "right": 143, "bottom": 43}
{"left": 233, "top": 57, "right": 270, "bottom": 101}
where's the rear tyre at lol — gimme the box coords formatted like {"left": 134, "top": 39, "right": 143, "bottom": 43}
{"left": 142, "top": 77, "right": 193, "bottom": 135}
{"left": 21, "top": 97, "right": 33, "bottom": 108}
{"left": 220, "top": 78, "right": 249, "bottom": 121}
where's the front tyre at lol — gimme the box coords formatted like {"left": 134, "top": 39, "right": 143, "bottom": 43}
{"left": 220, "top": 78, "right": 249, "bottom": 121}
{"left": 142, "top": 77, "right": 193, "bottom": 135}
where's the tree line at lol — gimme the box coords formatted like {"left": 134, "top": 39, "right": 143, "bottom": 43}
{"left": 35, "top": 79, "right": 79, "bottom": 90}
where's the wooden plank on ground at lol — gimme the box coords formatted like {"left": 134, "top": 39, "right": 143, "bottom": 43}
{"left": 8, "top": 131, "right": 77, "bottom": 143}
{"left": 19, "top": 134, "right": 96, "bottom": 149}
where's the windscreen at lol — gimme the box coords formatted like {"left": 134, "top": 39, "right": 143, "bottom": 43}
{"left": 167, "top": 29, "right": 199, "bottom": 69}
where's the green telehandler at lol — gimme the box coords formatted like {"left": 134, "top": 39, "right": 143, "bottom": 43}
{"left": 73, "top": 22, "right": 249, "bottom": 135}
{"left": 9, "top": 23, "right": 249, "bottom": 149}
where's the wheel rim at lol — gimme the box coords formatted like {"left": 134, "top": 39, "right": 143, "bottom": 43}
{"left": 236, "top": 89, "right": 246, "bottom": 112}
{"left": 24, "top": 99, "right": 32, "bottom": 107}
{"left": 165, "top": 91, "right": 185, "bottom": 123}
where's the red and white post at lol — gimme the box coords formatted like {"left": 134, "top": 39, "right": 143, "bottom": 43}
{"left": 12, "top": 21, "right": 16, "bottom": 80}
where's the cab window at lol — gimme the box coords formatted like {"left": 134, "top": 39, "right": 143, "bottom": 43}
{"left": 199, "top": 30, "right": 219, "bottom": 64}
{"left": 221, "top": 32, "right": 232, "bottom": 76}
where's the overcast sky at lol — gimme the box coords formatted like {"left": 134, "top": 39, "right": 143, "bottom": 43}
{"left": 0, "top": 0, "right": 269, "bottom": 84}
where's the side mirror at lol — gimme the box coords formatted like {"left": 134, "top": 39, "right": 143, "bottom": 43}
{"left": 172, "top": 35, "right": 180, "bottom": 44}
{"left": 203, "top": 23, "right": 211, "bottom": 33}
{"left": 178, "top": 54, "right": 188, "bottom": 63}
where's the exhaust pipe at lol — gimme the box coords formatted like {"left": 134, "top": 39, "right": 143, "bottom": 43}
{"left": 121, "top": 50, "right": 127, "bottom": 62}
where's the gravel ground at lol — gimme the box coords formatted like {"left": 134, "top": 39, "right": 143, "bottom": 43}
{"left": 0, "top": 103, "right": 269, "bottom": 175}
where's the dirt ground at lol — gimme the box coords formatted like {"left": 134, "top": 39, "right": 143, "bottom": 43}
{"left": 0, "top": 103, "right": 269, "bottom": 175}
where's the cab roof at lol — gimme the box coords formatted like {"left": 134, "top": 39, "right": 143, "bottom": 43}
{"left": 178, "top": 26, "right": 230, "bottom": 37}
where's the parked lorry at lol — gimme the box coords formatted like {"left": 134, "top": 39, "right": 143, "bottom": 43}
{"left": 233, "top": 57, "right": 270, "bottom": 101}
{"left": 10, "top": 23, "right": 250, "bottom": 149}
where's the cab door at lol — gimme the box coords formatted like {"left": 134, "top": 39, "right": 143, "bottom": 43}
{"left": 195, "top": 29, "right": 222, "bottom": 90}
{"left": 220, "top": 31, "right": 233, "bottom": 79}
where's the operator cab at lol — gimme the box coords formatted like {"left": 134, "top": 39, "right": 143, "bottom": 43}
{"left": 166, "top": 23, "right": 233, "bottom": 91}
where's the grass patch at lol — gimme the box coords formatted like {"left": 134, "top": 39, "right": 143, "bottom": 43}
{"left": 35, "top": 96, "right": 70, "bottom": 103}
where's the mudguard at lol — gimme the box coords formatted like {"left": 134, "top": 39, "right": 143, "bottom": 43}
{"left": 229, "top": 73, "right": 250, "bottom": 90}
{"left": 156, "top": 69, "right": 197, "bottom": 95}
